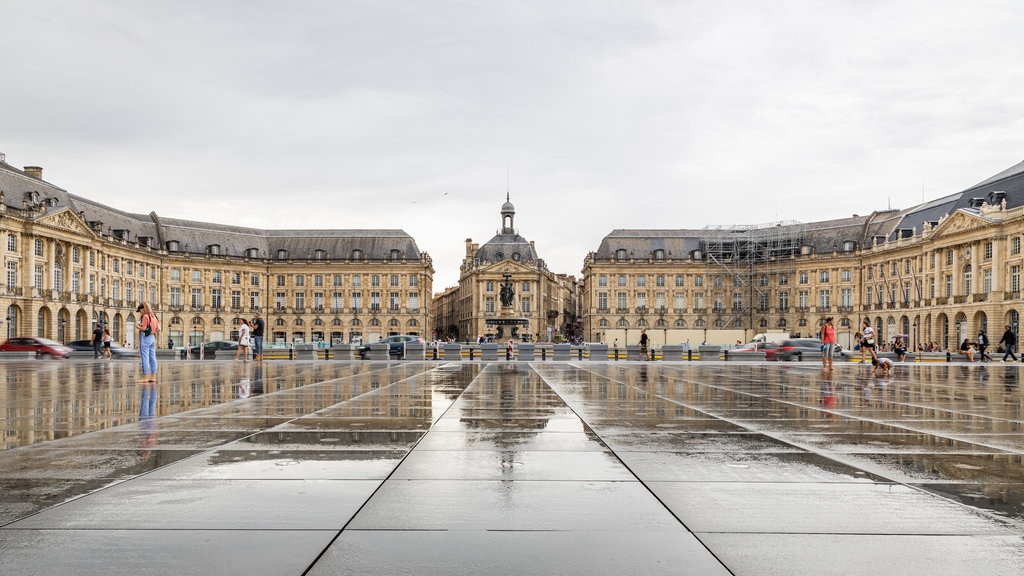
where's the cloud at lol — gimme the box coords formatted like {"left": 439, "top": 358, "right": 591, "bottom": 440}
{"left": 2, "top": 0, "right": 1023, "bottom": 289}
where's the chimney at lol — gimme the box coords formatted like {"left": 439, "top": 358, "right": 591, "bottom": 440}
{"left": 24, "top": 166, "right": 43, "bottom": 180}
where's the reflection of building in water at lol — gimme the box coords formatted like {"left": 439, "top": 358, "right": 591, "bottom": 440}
{"left": 2, "top": 363, "right": 433, "bottom": 449}
{"left": 457, "top": 364, "right": 556, "bottom": 431}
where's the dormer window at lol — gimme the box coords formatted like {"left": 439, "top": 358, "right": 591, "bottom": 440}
{"left": 276, "top": 249, "right": 288, "bottom": 260}
{"left": 351, "top": 249, "right": 364, "bottom": 260}
{"left": 166, "top": 240, "right": 181, "bottom": 252}
{"left": 653, "top": 249, "right": 665, "bottom": 260}
{"left": 615, "top": 249, "right": 627, "bottom": 259}
{"left": 245, "top": 247, "right": 260, "bottom": 258}
{"left": 207, "top": 244, "right": 221, "bottom": 256}
{"left": 389, "top": 249, "right": 401, "bottom": 260}
{"left": 313, "top": 249, "right": 327, "bottom": 260}
{"left": 842, "top": 240, "right": 857, "bottom": 252}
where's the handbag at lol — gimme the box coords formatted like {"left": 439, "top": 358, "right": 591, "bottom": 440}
{"left": 239, "top": 335, "right": 251, "bottom": 347}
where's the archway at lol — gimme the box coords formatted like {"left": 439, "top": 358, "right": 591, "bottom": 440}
{"left": 6, "top": 304, "right": 21, "bottom": 339}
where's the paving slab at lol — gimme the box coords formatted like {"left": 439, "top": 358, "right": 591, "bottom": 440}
{"left": 0, "top": 359, "right": 1022, "bottom": 575}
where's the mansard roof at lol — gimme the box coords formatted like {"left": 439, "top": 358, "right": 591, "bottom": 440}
{"left": 592, "top": 158, "right": 1024, "bottom": 259}
{"left": 474, "top": 232, "right": 538, "bottom": 266}
{"left": 0, "top": 160, "right": 423, "bottom": 261}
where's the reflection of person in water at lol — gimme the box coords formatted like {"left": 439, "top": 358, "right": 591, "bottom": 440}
{"left": 251, "top": 362, "right": 264, "bottom": 396}
{"left": 820, "top": 376, "right": 836, "bottom": 413}
{"left": 234, "top": 362, "right": 251, "bottom": 398}
{"left": 138, "top": 382, "right": 158, "bottom": 461}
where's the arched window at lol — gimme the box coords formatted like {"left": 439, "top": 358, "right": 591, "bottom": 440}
{"left": 599, "top": 319, "right": 609, "bottom": 327}
{"left": 675, "top": 319, "right": 686, "bottom": 327}
{"left": 369, "top": 318, "right": 381, "bottom": 327}
{"left": 617, "top": 319, "right": 629, "bottom": 327}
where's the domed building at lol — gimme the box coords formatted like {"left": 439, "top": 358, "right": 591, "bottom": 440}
{"left": 431, "top": 194, "right": 577, "bottom": 342}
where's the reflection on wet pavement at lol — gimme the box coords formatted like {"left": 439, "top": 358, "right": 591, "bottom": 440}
{"left": 0, "top": 360, "right": 1022, "bottom": 575}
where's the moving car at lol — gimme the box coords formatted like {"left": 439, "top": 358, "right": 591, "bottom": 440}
{"left": 66, "top": 339, "right": 137, "bottom": 358}
{"left": 189, "top": 340, "right": 239, "bottom": 358}
{"left": 734, "top": 341, "right": 779, "bottom": 360}
{"left": 0, "top": 337, "right": 73, "bottom": 359}
{"left": 777, "top": 338, "right": 824, "bottom": 361}
{"left": 359, "top": 335, "right": 425, "bottom": 359}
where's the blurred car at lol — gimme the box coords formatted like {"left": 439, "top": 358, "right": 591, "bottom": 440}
{"left": 0, "top": 337, "right": 73, "bottom": 359}
{"left": 777, "top": 338, "right": 824, "bottom": 361}
{"left": 67, "top": 339, "right": 137, "bottom": 358}
{"left": 359, "top": 335, "right": 425, "bottom": 359}
{"left": 189, "top": 340, "right": 239, "bottom": 358}
{"left": 734, "top": 341, "right": 779, "bottom": 360}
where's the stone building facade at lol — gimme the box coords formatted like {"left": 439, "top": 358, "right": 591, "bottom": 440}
{"left": 0, "top": 158, "right": 432, "bottom": 348}
{"left": 431, "top": 196, "right": 577, "bottom": 342}
{"left": 582, "top": 160, "right": 1024, "bottom": 351}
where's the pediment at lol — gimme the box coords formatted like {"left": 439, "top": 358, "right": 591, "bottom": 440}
{"left": 478, "top": 261, "right": 534, "bottom": 275}
{"left": 929, "top": 210, "right": 990, "bottom": 239}
{"left": 35, "top": 209, "right": 96, "bottom": 236}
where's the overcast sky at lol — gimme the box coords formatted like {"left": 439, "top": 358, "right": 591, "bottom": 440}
{"left": 3, "top": 1, "right": 1023, "bottom": 289}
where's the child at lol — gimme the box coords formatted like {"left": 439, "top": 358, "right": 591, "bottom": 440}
{"left": 871, "top": 356, "right": 893, "bottom": 376}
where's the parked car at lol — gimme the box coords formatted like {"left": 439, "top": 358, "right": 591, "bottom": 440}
{"left": 359, "top": 335, "right": 425, "bottom": 359}
{"left": 734, "top": 341, "right": 779, "bottom": 360}
{"left": 0, "top": 337, "right": 73, "bottom": 359}
{"left": 189, "top": 340, "right": 239, "bottom": 358}
{"left": 777, "top": 338, "right": 824, "bottom": 361}
{"left": 66, "top": 339, "right": 137, "bottom": 358}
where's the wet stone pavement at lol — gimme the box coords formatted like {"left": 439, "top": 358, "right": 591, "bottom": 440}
{"left": 1, "top": 359, "right": 1023, "bottom": 575}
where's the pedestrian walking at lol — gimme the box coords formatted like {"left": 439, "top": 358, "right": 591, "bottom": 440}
{"left": 860, "top": 319, "right": 878, "bottom": 363}
{"left": 638, "top": 329, "right": 649, "bottom": 361}
{"left": 976, "top": 330, "right": 992, "bottom": 361}
{"left": 102, "top": 327, "right": 112, "bottom": 359}
{"left": 820, "top": 316, "right": 836, "bottom": 371}
{"left": 91, "top": 323, "right": 104, "bottom": 359}
{"left": 999, "top": 325, "right": 1018, "bottom": 362}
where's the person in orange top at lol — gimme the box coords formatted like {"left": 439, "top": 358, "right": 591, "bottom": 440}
{"left": 137, "top": 302, "right": 161, "bottom": 383}
{"left": 820, "top": 316, "right": 837, "bottom": 371}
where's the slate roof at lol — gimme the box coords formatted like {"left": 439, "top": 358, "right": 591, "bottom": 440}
{"left": 592, "top": 158, "right": 1024, "bottom": 259}
{"left": 0, "top": 161, "right": 422, "bottom": 260}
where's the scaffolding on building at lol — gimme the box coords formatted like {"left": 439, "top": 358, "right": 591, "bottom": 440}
{"left": 699, "top": 221, "right": 808, "bottom": 333}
